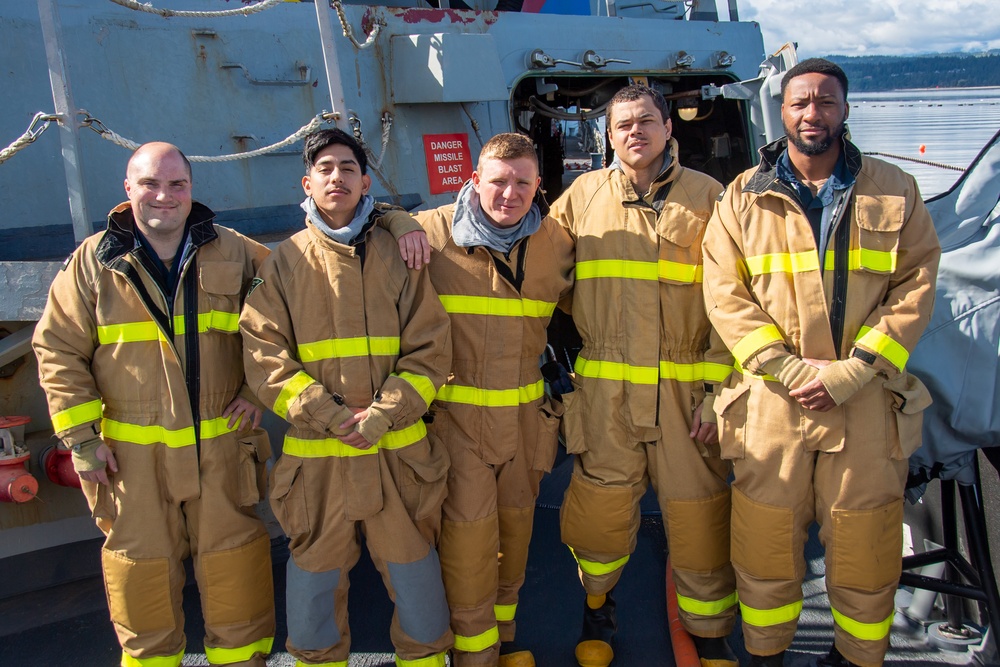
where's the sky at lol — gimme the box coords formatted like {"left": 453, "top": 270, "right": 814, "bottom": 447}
{"left": 735, "top": 0, "right": 1000, "bottom": 58}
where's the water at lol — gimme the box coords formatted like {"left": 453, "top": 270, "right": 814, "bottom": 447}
{"left": 847, "top": 87, "right": 1000, "bottom": 198}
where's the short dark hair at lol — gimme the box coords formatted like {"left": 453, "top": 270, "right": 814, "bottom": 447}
{"left": 303, "top": 128, "right": 368, "bottom": 175}
{"left": 781, "top": 58, "right": 849, "bottom": 101}
{"left": 606, "top": 84, "right": 670, "bottom": 126}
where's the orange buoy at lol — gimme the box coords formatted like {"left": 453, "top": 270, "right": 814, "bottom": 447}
{"left": 919, "top": 144, "right": 927, "bottom": 154}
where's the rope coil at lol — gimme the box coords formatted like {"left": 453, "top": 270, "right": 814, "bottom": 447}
{"left": 108, "top": 0, "right": 284, "bottom": 19}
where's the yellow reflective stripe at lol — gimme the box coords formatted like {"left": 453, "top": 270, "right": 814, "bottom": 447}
{"left": 298, "top": 336, "right": 401, "bottom": 362}
{"left": 574, "top": 356, "right": 658, "bottom": 385}
{"left": 453, "top": 626, "right": 500, "bottom": 653}
{"left": 204, "top": 637, "right": 274, "bottom": 665}
{"left": 676, "top": 591, "right": 738, "bottom": 617}
{"left": 51, "top": 399, "right": 103, "bottom": 433}
{"left": 495, "top": 603, "right": 517, "bottom": 622}
{"left": 824, "top": 249, "right": 898, "bottom": 273}
{"left": 855, "top": 325, "right": 909, "bottom": 371}
{"left": 659, "top": 259, "right": 703, "bottom": 283}
{"left": 98, "top": 321, "right": 164, "bottom": 344}
{"left": 395, "top": 372, "right": 437, "bottom": 407}
{"left": 283, "top": 421, "right": 427, "bottom": 458}
{"left": 121, "top": 650, "right": 184, "bottom": 667}
{"left": 659, "top": 361, "right": 732, "bottom": 383}
{"left": 831, "top": 607, "right": 894, "bottom": 642}
{"left": 102, "top": 419, "right": 196, "bottom": 448}
{"left": 731, "top": 324, "right": 784, "bottom": 367}
{"left": 439, "top": 295, "right": 556, "bottom": 318}
{"left": 739, "top": 599, "right": 803, "bottom": 627}
{"left": 745, "top": 251, "right": 820, "bottom": 276}
{"left": 436, "top": 379, "right": 544, "bottom": 408}
{"left": 178, "top": 310, "right": 240, "bottom": 335}
{"left": 570, "top": 546, "right": 630, "bottom": 576}
{"left": 576, "top": 259, "right": 658, "bottom": 281}
{"left": 395, "top": 652, "right": 448, "bottom": 667}
{"left": 294, "top": 661, "right": 347, "bottom": 667}
{"left": 200, "top": 416, "right": 240, "bottom": 440}
{"left": 273, "top": 371, "right": 316, "bottom": 420}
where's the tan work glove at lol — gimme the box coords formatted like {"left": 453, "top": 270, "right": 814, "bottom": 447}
{"left": 700, "top": 394, "right": 718, "bottom": 425}
{"left": 69, "top": 437, "right": 106, "bottom": 473}
{"left": 761, "top": 355, "right": 820, "bottom": 391}
{"left": 815, "top": 357, "right": 877, "bottom": 406}
{"left": 355, "top": 407, "right": 393, "bottom": 446}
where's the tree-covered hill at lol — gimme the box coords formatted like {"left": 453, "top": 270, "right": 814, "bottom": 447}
{"left": 823, "top": 53, "right": 1000, "bottom": 91}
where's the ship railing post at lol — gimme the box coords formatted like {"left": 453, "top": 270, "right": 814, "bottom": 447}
{"left": 313, "top": 0, "right": 349, "bottom": 131}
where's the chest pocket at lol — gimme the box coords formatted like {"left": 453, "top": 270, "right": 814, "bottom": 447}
{"left": 853, "top": 194, "right": 905, "bottom": 275}
{"left": 199, "top": 261, "right": 244, "bottom": 333}
{"left": 655, "top": 204, "right": 707, "bottom": 285}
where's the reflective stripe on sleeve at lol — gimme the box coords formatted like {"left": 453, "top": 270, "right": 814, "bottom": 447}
{"left": 298, "top": 336, "right": 400, "bottom": 363}
{"left": 436, "top": 379, "right": 544, "bottom": 407}
{"left": 121, "top": 649, "right": 184, "bottom": 667}
{"left": 394, "top": 372, "right": 438, "bottom": 407}
{"left": 831, "top": 607, "right": 894, "bottom": 642}
{"left": 739, "top": 599, "right": 803, "bottom": 628}
{"left": 854, "top": 325, "right": 909, "bottom": 371}
{"left": 51, "top": 399, "right": 103, "bottom": 433}
{"left": 453, "top": 626, "right": 500, "bottom": 653}
{"left": 282, "top": 420, "right": 427, "bottom": 458}
{"left": 676, "top": 591, "right": 739, "bottom": 617}
{"left": 273, "top": 371, "right": 317, "bottom": 420}
{"left": 731, "top": 324, "right": 785, "bottom": 367}
{"left": 203, "top": 637, "right": 274, "bottom": 665}
{"left": 494, "top": 603, "right": 517, "bottom": 622}
{"left": 438, "top": 295, "right": 556, "bottom": 318}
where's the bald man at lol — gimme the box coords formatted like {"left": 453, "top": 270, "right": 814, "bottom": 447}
{"left": 33, "top": 142, "right": 277, "bottom": 667}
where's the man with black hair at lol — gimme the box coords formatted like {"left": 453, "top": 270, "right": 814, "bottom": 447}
{"left": 703, "top": 58, "right": 940, "bottom": 667}
{"left": 550, "top": 84, "right": 737, "bottom": 667}
{"left": 240, "top": 128, "right": 454, "bottom": 667}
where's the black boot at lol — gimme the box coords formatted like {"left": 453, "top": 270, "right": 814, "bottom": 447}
{"left": 575, "top": 589, "right": 617, "bottom": 667}
{"left": 691, "top": 635, "right": 738, "bottom": 667}
{"left": 748, "top": 650, "right": 786, "bottom": 667}
{"left": 816, "top": 644, "right": 859, "bottom": 667}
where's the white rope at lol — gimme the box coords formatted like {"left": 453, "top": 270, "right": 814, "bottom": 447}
{"left": 0, "top": 113, "right": 57, "bottom": 166}
{"left": 108, "top": 0, "right": 284, "bottom": 19}
{"left": 368, "top": 113, "right": 392, "bottom": 170}
{"left": 331, "top": 0, "right": 384, "bottom": 49}
{"left": 87, "top": 112, "right": 336, "bottom": 161}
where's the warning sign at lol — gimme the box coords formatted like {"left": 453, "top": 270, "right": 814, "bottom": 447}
{"left": 424, "top": 133, "right": 472, "bottom": 195}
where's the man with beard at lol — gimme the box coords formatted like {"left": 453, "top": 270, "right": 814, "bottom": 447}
{"left": 702, "top": 58, "right": 940, "bottom": 667}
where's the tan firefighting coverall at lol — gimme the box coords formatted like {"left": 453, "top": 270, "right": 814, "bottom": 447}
{"left": 33, "top": 202, "right": 276, "bottom": 667}
{"left": 416, "top": 204, "right": 574, "bottom": 665}
{"left": 240, "top": 213, "right": 454, "bottom": 667}
{"left": 702, "top": 138, "right": 940, "bottom": 666}
{"left": 549, "top": 139, "right": 738, "bottom": 639}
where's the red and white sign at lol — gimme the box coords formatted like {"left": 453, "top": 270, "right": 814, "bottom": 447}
{"left": 423, "top": 133, "right": 472, "bottom": 195}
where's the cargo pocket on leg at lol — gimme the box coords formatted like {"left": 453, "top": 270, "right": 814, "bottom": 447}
{"left": 238, "top": 429, "right": 272, "bottom": 507}
{"left": 715, "top": 382, "right": 751, "bottom": 461}
{"left": 532, "top": 396, "right": 564, "bottom": 472}
{"left": 396, "top": 434, "right": 450, "bottom": 521}
{"left": 269, "top": 457, "right": 309, "bottom": 538}
{"left": 559, "top": 380, "right": 588, "bottom": 455}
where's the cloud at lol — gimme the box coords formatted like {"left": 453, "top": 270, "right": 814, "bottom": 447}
{"left": 738, "top": 0, "right": 1000, "bottom": 57}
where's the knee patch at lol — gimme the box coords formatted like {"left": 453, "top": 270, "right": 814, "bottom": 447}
{"left": 666, "top": 489, "right": 731, "bottom": 574}
{"left": 285, "top": 558, "right": 341, "bottom": 651}
{"left": 199, "top": 533, "right": 274, "bottom": 627}
{"left": 386, "top": 548, "right": 451, "bottom": 644}
{"left": 497, "top": 506, "right": 533, "bottom": 585}
{"left": 102, "top": 548, "right": 175, "bottom": 635}
{"left": 731, "top": 488, "right": 796, "bottom": 580}
{"left": 440, "top": 515, "right": 500, "bottom": 607}
{"left": 829, "top": 500, "right": 903, "bottom": 592}
{"left": 560, "top": 474, "right": 636, "bottom": 554}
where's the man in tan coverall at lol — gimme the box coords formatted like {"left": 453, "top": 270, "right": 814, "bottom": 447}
{"left": 240, "top": 128, "right": 454, "bottom": 667}
{"left": 702, "top": 58, "right": 940, "bottom": 667}
{"left": 549, "top": 84, "right": 737, "bottom": 667}
{"left": 416, "top": 133, "right": 575, "bottom": 667}
{"left": 33, "top": 142, "right": 276, "bottom": 667}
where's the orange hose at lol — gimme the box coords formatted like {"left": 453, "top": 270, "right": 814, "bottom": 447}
{"left": 667, "top": 557, "right": 702, "bottom": 667}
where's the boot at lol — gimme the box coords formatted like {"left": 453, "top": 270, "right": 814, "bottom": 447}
{"left": 816, "top": 644, "right": 859, "bottom": 667}
{"left": 498, "top": 643, "right": 535, "bottom": 667}
{"left": 575, "top": 589, "right": 617, "bottom": 667}
{"left": 691, "top": 635, "right": 738, "bottom": 667}
{"left": 748, "top": 650, "right": 785, "bottom": 667}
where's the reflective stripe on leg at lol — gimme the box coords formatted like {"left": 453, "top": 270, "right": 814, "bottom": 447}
{"left": 676, "top": 591, "right": 739, "bottom": 617}
{"left": 395, "top": 652, "right": 448, "bottom": 667}
{"left": 831, "top": 607, "right": 893, "bottom": 642}
{"left": 454, "top": 625, "right": 501, "bottom": 653}
{"left": 204, "top": 637, "right": 274, "bottom": 665}
{"left": 739, "top": 599, "right": 802, "bottom": 627}
{"left": 121, "top": 650, "right": 184, "bottom": 667}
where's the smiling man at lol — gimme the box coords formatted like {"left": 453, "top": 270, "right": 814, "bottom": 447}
{"left": 240, "top": 128, "right": 454, "bottom": 667}
{"left": 415, "top": 133, "right": 574, "bottom": 667}
{"left": 549, "top": 85, "right": 737, "bottom": 667}
{"left": 33, "top": 142, "right": 276, "bottom": 667}
{"left": 702, "top": 58, "right": 940, "bottom": 667}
